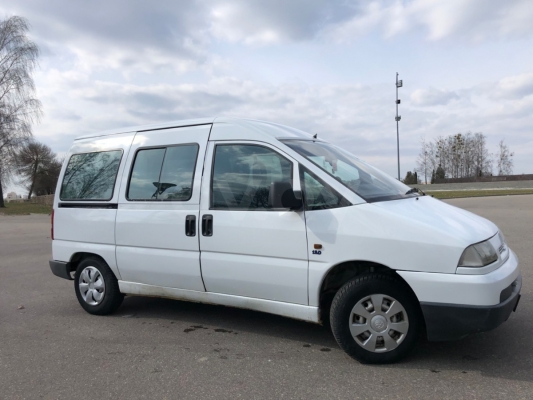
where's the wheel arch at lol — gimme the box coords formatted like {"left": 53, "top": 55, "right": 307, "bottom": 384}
{"left": 317, "top": 260, "right": 422, "bottom": 326}
{"left": 68, "top": 252, "right": 119, "bottom": 279}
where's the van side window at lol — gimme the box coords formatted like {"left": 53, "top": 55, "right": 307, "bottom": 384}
{"left": 128, "top": 148, "right": 166, "bottom": 200}
{"left": 60, "top": 150, "right": 123, "bottom": 201}
{"left": 127, "top": 144, "right": 199, "bottom": 201}
{"left": 158, "top": 145, "right": 199, "bottom": 201}
{"left": 300, "top": 166, "right": 351, "bottom": 210}
{"left": 211, "top": 144, "right": 292, "bottom": 210}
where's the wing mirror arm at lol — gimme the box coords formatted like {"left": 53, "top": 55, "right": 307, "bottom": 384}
{"left": 291, "top": 190, "right": 303, "bottom": 211}
{"left": 270, "top": 182, "right": 303, "bottom": 211}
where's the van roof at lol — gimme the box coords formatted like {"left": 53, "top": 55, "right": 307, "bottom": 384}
{"left": 74, "top": 117, "right": 314, "bottom": 141}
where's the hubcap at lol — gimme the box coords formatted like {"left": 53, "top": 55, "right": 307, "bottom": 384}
{"left": 349, "top": 294, "right": 409, "bottom": 353}
{"left": 79, "top": 266, "right": 105, "bottom": 306}
{"left": 370, "top": 315, "right": 388, "bottom": 332}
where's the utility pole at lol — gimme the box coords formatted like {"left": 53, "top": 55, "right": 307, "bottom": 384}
{"left": 395, "top": 73, "right": 403, "bottom": 180}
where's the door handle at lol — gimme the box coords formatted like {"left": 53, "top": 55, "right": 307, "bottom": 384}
{"left": 202, "top": 214, "right": 213, "bottom": 236}
{"left": 185, "top": 215, "right": 196, "bottom": 237}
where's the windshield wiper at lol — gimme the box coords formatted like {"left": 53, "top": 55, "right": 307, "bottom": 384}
{"left": 405, "top": 187, "right": 425, "bottom": 196}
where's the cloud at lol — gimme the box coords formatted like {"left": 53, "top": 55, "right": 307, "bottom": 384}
{"left": 491, "top": 72, "right": 533, "bottom": 100}
{"left": 410, "top": 88, "right": 459, "bottom": 106}
{"left": 2, "top": 0, "right": 531, "bottom": 81}
{"left": 31, "top": 68, "right": 396, "bottom": 154}
{"left": 0, "top": 0, "right": 359, "bottom": 74}
{"left": 207, "top": 0, "right": 356, "bottom": 45}
{"left": 32, "top": 66, "right": 533, "bottom": 169}
{"left": 2, "top": 1, "right": 211, "bottom": 75}
{"left": 324, "top": 0, "right": 533, "bottom": 42}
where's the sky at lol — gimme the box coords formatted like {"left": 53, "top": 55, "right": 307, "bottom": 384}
{"left": 2, "top": 0, "right": 533, "bottom": 195}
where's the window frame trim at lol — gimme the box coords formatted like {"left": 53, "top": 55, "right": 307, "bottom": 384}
{"left": 209, "top": 142, "right": 295, "bottom": 211}
{"left": 125, "top": 142, "right": 200, "bottom": 202}
{"left": 59, "top": 148, "right": 124, "bottom": 202}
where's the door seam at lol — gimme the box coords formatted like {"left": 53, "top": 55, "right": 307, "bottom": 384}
{"left": 197, "top": 123, "right": 214, "bottom": 292}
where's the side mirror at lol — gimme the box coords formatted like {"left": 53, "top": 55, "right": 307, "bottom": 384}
{"left": 269, "top": 181, "right": 303, "bottom": 210}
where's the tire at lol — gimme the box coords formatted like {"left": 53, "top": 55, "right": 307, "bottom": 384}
{"left": 330, "top": 273, "right": 421, "bottom": 364}
{"left": 74, "top": 257, "right": 124, "bottom": 315}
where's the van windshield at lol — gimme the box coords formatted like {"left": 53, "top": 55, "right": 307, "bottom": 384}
{"left": 282, "top": 140, "right": 417, "bottom": 203}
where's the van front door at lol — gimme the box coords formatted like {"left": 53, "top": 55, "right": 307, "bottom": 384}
{"left": 115, "top": 125, "right": 210, "bottom": 290}
{"left": 199, "top": 142, "right": 309, "bottom": 305}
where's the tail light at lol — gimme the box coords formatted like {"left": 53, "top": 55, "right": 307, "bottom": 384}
{"left": 51, "top": 209, "right": 54, "bottom": 240}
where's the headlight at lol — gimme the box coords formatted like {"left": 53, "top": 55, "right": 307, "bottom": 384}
{"left": 458, "top": 239, "right": 498, "bottom": 267}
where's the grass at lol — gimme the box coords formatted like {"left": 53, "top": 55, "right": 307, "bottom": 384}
{"left": 425, "top": 189, "right": 533, "bottom": 199}
{"left": 0, "top": 202, "right": 52, "bottom": 215}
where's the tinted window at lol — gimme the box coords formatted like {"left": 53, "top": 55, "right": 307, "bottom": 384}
{"left": 212, "top": 144, "right": 292, "bottom": 210}
{"left": 300, "top": 167, "right": 350, "bottom": 210}
{"left": 127, "top": 144, "right": 198, "bottom": 201}
{"left": 60, "top": 150, "right": 122, "bottom": 201}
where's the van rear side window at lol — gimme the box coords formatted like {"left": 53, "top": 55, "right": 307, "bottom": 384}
{"left": 60, "top": 150, "right": 123, "bottom": 201}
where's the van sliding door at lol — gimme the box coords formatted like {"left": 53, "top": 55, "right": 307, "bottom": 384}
{"left": 115, "top": 124, "right": 211, "bottom": 291}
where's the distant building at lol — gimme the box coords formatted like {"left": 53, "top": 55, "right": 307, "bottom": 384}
{"left": 5, "top": 192, "right": 22, "bottom": 202}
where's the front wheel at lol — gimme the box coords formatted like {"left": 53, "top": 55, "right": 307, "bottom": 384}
{"left": 74, "top": 257, "right": 123, "bottom": 315}
{"left": 330, "top": 273, "right": 421, "bottom": 364}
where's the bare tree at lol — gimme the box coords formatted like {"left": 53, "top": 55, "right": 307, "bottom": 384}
{"left": 426, "top": 141, "right": 439, "bottom": 182}
{"left": 449, "top": 133, "right": 465, "bottom": 179}
{"left": 0, "top": 16, "right": 41, "bottom": 207}
{"left": 0, "top": 152, "right": 14, "bottom": 194}
{"left": 415, "top": 136, "right": 432, "bottom": 184}
{"left": 16, "top": 140, "right": 56, "bottom": 199}
{"left": 495, "top": 140, "right": 514, "bottom": 176}
{"left": 418, "top": 132, "right": 495, "bottom": 180}
{"left": 33, "top": 155, "right": 62, "bottom": 196}
{"left": 461, "top": 132, "right": 475, "bottom": 178}
{"left": 472, "top": 132, "right": 492, "bottom": 177}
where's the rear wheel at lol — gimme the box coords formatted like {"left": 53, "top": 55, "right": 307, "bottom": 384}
{"left": 330, "top": 273, "right": 421, "bottom": 364}
{"left": 74, "top": 257, "right": 123, "bottom": 315}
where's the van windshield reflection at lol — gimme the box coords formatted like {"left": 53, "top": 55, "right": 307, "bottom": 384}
{"left": 282, "top": 140, "right": 417, "bottom": 202}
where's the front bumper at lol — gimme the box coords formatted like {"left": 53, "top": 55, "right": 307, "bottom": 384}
{"left": 398, "top": 250, "right": 520, "bottom": 306}
{"left": 421, "top": 275, "right": 521, "bottom": 341}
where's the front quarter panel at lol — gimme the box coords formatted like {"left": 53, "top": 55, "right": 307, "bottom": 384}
{"left": 306, "top": 197, "right": 498, "bottom": 307}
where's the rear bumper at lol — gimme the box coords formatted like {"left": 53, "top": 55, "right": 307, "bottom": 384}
{"left": 421, "top": 275, "right": 522, "bottom": 341}
{"left": 49, "top": 260, "right": 73, "bottom": 280}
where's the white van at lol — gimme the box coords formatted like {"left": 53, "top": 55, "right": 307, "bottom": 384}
{"left": 49, "top": 117, "right": 521, "bottom": 363}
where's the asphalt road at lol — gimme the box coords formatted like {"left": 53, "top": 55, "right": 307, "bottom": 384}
{"left": 1, "top": 195, "right": 532, "bottom": 399}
